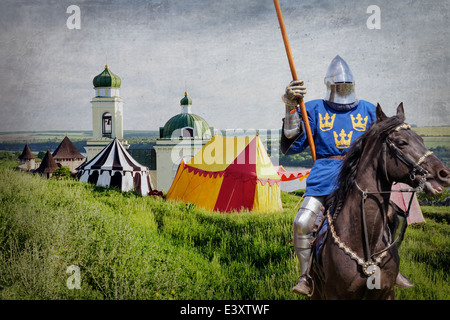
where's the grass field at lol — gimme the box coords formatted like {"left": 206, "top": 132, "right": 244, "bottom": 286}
{"left": 413, "top": 126, "right": 450, "bottom": 149}
{"left": 412, "top": 126, "right": 450, "bottom": 137}
{"left": 0, "top": 168, "right": 448, "bottom": 300}
{"left": 0, "top": 131, "right": 93, "bottom": 142}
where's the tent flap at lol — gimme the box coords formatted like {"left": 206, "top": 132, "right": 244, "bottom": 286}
{"left": 253, "top": 181, "right": 283, "bottom": 212}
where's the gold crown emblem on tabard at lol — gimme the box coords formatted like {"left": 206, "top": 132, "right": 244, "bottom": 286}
{"left": 351, "top": 113, "right": 368, "bottom": 132}
{"left": 319, "top": 112, "right": 336, "bottom": 131}
{"left": 333, "top": 129, "right": 353, "bottom": 149}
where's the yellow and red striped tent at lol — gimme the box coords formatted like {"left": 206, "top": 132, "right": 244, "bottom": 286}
{"left": 166, "top": 135, "right": 282, "bottom": 212}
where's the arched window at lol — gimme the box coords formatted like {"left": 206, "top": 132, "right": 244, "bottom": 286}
{"left": 102, "top": 112, "right": 112, "bottom": 138}
{"left": 181, "top": 127, "right": 194, "bottom": 137}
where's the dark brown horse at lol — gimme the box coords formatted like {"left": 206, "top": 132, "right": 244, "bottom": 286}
{"left": 310, "top": 103, "right": 450, "bottom": 299}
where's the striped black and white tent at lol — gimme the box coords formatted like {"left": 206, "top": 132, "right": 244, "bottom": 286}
{"left": 78, "top": 138, "right": 153, "bottom": 196}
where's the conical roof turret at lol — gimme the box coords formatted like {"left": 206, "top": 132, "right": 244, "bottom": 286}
{"left": 35, "top": 150, "right": 59, "bottom": 174}
{"left": 19, "top": 144, "right": 35, "bottom": 160}
{"left": 52, "top": 136, "right": 85, "bottom": 160}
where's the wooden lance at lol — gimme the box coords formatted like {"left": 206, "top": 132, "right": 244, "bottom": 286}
{"left": 273, "top": 0, "right": 317, "bottom": 162}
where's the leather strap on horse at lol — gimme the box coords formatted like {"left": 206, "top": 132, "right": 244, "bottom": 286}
{"left": 351, "top": 128, "right": 433, "bottom": 267}
{"left": 327, "top": 123, "right": 434, "bottom": 277}
{"left": 354, "top": 181, "right": 416, "bottom": 260}
{"left": 383, "top": 123, "right": 433, "bottom": 183}
{"left": 385, "top": 138, "right": 432, "bottom": 178}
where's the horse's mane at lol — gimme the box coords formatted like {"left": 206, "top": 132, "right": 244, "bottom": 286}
{"left": 328, "top": 114, "right": 404, "bottom": 207}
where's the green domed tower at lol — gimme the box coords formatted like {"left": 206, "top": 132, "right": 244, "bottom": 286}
{"left": 160, "top": 92, "right": 212, "bottom": 139}
{"left": 84, "top": 64, "right": 128, "bottom": 161}
{"left": 180, "top": 91, "right": 192, "bottom": 107}
{"left": 93, "top": 65, "right": 121, "bottom": 88}
{"left": 153, "top": 91, "right": 214, "bottom": 192}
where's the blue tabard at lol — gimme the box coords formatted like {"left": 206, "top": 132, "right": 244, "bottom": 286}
{"left": 286, "top": 99, "right": 377, "bottom": 196}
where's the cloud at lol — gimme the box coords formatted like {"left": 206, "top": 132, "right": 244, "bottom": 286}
{"left": 0, "top": 0, "right": 448, "bottom": 133}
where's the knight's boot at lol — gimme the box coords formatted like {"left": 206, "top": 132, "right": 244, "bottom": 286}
{"left": 396, "top": 273, "right": 413, "bottom": 289}
{"left": 392, "top": 210, "right": 414, "bottom": 289}
{"left": 292, "top": 247, "right": 313, "bottom": 296}
{"left": 292, "top": 197, "right": 323, "bottom": 296}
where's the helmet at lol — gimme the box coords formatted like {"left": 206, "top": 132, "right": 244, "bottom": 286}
{"left": 324, "top": 55, "right": 357, "bottom": 105}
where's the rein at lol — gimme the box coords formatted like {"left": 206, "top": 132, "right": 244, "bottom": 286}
{"left": 328, "top": 122, "right": 433, "bottom": 276}
{"left": 354, "top": 182, "right": 416, "bottom": 261}
{"left": 327, "top": 208, "right": 388, "bottom": 276}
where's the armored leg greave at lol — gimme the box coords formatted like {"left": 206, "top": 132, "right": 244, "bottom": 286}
{"left": 293, "top": 196, "right": 325, "bottom": 275}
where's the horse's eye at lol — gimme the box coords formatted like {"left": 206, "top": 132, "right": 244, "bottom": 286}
{"left": 397, "top": 140, "right": 408, "bottom": 147}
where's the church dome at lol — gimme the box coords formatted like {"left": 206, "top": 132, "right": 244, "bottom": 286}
{"left": 93, "top": 65, "right": 121, "bottom": 88}
{"left": 161, "top": 113, "right": 211, "bottom": 139}
{"left": 180, "top": 92, "right": 192, "bottom": 105}
{"left": 160, "top": 92, "right": 211, "bottom": 139}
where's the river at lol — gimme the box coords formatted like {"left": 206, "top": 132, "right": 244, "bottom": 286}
{"left": 280, "top": 166, "right": 309, "bottom": 192}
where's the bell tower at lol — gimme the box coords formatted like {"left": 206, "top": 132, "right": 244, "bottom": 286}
{"left": 84, "top": 64, "right": 128, "bottom": 161}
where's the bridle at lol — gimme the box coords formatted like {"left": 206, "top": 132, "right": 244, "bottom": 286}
{"left": 327, "top": 122, "right": 434, "bottom": 276}
{"left": 382, "top": 123, "right": 433, "bottom": 188}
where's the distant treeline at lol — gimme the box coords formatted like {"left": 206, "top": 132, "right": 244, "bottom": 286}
{"left": 431, "top": 146, "right": 450, "bottom": 166}
{"left": 1, "top": 130, "right": 448, "bottom": 169}
{"left": 0, "top": 141, "right": 88, "bottom": 154}
{"left": 0, "top": 140, "right": 157, "bottom": 170}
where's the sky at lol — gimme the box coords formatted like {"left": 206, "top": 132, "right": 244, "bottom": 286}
{"left": 0, "top": 0, "right": 449, "bottom": 133}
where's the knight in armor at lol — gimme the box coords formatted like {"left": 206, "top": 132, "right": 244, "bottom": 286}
{"left": 281, "top": 55, "right": 413, "bottom": 296}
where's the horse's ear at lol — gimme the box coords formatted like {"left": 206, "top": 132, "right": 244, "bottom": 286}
{"left": 376, "top": 103, "right": 387, "bottom": 122}
{"left": 396, "top": 102, "right": 405, "bottom": 121}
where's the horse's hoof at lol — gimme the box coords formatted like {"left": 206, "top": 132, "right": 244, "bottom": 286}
{"left": 395, "top": 272, "right": 414, "bottom": 289}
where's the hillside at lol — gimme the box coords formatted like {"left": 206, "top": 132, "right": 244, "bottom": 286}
{"left": 0, "top": 168, "right": 448, "bottom": 300}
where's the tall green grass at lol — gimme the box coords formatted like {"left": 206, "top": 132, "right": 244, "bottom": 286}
{"left": 0, "top": 168, "right": 300, "bottom": 300}
{"left": 0, "top": 169, "right": 214, "bottom": 299}
{"left": 395, "top": 208, "right": 450, "bottom": 300}
{"left": 0, "top": 168, "right": 448, "bottom": 300}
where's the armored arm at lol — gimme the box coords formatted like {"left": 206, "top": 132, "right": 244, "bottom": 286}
{"left": 281, "top": 80, "right": 306, "bottom": 154}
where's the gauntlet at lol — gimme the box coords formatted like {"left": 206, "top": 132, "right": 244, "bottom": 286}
{"left": 282, "top": 80, "right": 306, "bottom": 139}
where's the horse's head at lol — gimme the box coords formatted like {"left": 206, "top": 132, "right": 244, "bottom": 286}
{"left": 377, "top": 103, "right": 450, "bottom": 195}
